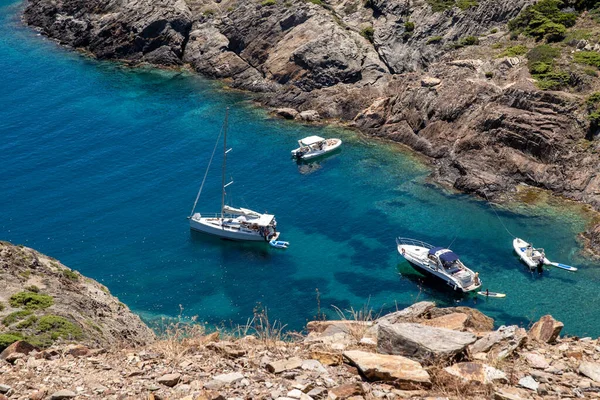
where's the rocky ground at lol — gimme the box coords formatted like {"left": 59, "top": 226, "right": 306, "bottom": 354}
{"left": 2, "top": 299, "right": 600, "bottom": 400}
{"left": 19, "top": 0, "right": 600, "bottom": 252}
{"left": 0, "top": 241, "right": 155, "bottom": 350}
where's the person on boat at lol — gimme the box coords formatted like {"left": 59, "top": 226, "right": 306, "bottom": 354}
{"left": 526, "top": 245, "right": 533, "bottom": 258}
{"left": 537, "top": 258, "right": 544, "bottom": 274}
{"left": 485, "top": 288, "right": 489, "bottom": 297}
{"left": 474, "top": 272, "right": 480, "bottom": 286}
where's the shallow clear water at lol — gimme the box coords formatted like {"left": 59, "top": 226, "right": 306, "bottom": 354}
{"left": 2, "top": 0, "right": 600, "bottom": 336}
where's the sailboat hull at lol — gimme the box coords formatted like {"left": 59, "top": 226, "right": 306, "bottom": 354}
{"left": 190, "top": 216, "right": 278, "bottom": 242}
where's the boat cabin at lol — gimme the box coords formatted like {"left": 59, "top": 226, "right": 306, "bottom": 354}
{"left": 428, "top": 247, "right": 463, "bottom": 274}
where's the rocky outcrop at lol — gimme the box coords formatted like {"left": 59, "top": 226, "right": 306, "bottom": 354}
{"left": 528, "top": 315, "right": 564, "bottom": 344}
{"left": 0, "top": 241, "right": 155, "bottom": 350}
{"left": 377, "top": 322, "right": 477, "bottom": 364}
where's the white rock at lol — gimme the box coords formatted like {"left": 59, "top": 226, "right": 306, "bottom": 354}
{"left": 518, "top": 376, "right": 539, "bottom": 392}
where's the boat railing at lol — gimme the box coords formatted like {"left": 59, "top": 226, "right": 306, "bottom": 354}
{"left": 195, "top": 212, "right": 262, "bottom": 220}
{"left": 396, "top": 237, "right": 435, "bottom": 249}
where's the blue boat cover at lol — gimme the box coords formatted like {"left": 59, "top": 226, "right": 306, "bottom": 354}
{"left": 428, "top": 246, "right": 445, "bottom": 256}
{"left": 439, "top": 251, "right": 459, "bottom": 264}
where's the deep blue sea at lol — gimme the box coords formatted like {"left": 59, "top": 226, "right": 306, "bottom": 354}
{"left": 2, "top": 0, "right": 600, "bottom": 336}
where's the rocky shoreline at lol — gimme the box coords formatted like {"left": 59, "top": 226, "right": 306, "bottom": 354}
{"left": 20, "top": 0, "right": 600, "bottom": 253}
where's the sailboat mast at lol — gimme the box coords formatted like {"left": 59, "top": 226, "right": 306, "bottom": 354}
{"left": 220, "top": 108, "right": 229, "bottom": 220}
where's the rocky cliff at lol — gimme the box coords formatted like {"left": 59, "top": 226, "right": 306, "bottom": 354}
{"left": 21, "top": 0, "right": 600, "bottom": 250}
{"left": 0, "top": 241, "right": 155, "bottom": 350}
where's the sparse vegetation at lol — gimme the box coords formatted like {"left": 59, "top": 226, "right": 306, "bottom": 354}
{"left": 497, "top": 44, "right": 528, "bottom": 58}
{"left": 3, "top": 310, "right": 33, "bottom": 326}
{"left": 261, "top": 0, "right": 276, "bottom": 6}
{"left": 360, "top": 26, "right": 375, "bottom": 43}
{"left": 508, "top": 0, "right": 577, "bottom": 42}
{"left": 37, "top": 315, "right": 83, "bottom": 340}
{"left": 16, "top": 315, "right": 38, "bottom": 329}
{"left": 426, "top": 36, "right": 443, "bottom": 44}
{"left": 526, "top": 44, "right": 570, "bottom": 90}
{"left": 427, "top": 0, "right": 477, "bottom": 12}
{"left": 456, "top": 0, "right": 478, "bottom": 10}
{"left": 309, "top": 0, "right": 323, "bottom": 4}
{"left": 485, "top": 71, "right": 494, "bottom": 79}
{"left": 25, "top": 285, "right": 40, "bottom": 293}
{"left": 0, "top": 333, "right": 22, "bottom": 351}
{"left": 454, "top": 35, "right": 479, "bottom": 48}
{"left": 404, "top": 21, "right": 415, "bottom": 32}
{"left": 62, "top": 269, "right": 79, "bottom": 281}
{"left": 9, "top": 291, "right": 53, "bottom": 310}
{"left": 574, "top": 51, "right": 600, "bottom": 69}
{"left": 0, "top": 301, "right": 4, "bottom": 312}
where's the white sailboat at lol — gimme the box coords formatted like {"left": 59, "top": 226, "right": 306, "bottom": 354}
{"left": 188, "top": 109, "right": 280, "bottom": 242}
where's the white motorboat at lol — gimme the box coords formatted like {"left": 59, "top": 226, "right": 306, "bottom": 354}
{"left": 396, "top": 237, "right": 482, "bottom": 292}
{"left": 291, "top": 136, "right": 342, "bottom": 160}
{"left": 188, "top": 109, "right": 280, "bottom": 242}
{"left": 513, "top": 238, "right": 577, "bottom": 272}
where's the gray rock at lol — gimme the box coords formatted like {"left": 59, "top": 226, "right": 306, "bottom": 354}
{"left": 375, "top": 302, "right": 436, "bottom": 325}
{"left": 157, "top": 373, "right": 181, "bottom": 387}
{"left": 377, "top": 322, "right": 476, "bottom": 364}
{"left": 298, "top": 110, "right": 321, "bottom": 121}
{"left": 49, "top": 390, "right": 76, "bottom": 400}
{"left": 444, "top": 362, "right": 507, "bottom": 384}
{"left": 275, "top": 108, "right": 299, "bottom": 120}
{"left": 213, "top": 372, "right": 245, "bottom": 386}
{"left": 518, "top": 376, "right": 539, "bottom": 392}
{"left": 0, "top": 385, "right": 10, "bottom": 394}
{"left": 469, "top": 325, "right": 527, "bottom": 360}
{"left": 579, "top": 361, "right": 600, "bottom": 383}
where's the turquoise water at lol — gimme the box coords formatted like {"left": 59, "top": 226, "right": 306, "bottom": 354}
{"left": 2, "top": 0, "right": 600, "bottom": 336}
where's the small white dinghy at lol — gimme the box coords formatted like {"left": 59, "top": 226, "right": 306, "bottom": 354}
{"left": 291, "top": 136, "right": 342, "bottom": 160}
{"left": 513, "top": 238, "right": 577, "bottom": 272}
{"left": 269, "top": 239, "right": 289, "bottom": 249}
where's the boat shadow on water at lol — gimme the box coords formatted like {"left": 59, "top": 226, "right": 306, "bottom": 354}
{"left": 295, "top": 149, "right": 342, "bottom": 175}
{"left": 189, "top": 229, "right": 276, "bottom": 260}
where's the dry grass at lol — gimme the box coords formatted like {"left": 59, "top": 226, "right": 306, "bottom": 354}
{"left": 428, "top": 363, "right": 495, "bottom": 399}
{"left": 331, "top": 300, "right": 380, "bottom": 341}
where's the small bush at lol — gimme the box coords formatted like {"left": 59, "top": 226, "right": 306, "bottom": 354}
{"left": 455, "top": 35, "right": 479, "bottom": 48}
{"left": 16, "top": 315, "right": 38, "bottom": 329}
{"left": 490, "top": 28, "right": 498, "bottom": 34}
{"left": 427, "top": 0, "right": 455, "bottom": 12}
{"left": 498, "top": 45, "right": 528, "bottom": 57}
{"left": 37, "top": 315, "right": 83, "bottom": 340}
{"left": 3, "top": 310, "right": 33, "bottom": 326}
{"left": 202, "top": 9, "right": 215, "bottom": 16}
{"left": 584, "top": 67, "right": 598, "bottom": 77}
{"left": 574, "top": 51, "right": 600, "bottom": 69}
{"left": 526, "top": 45, "right": 569, "bottom": 90}
{"left": 261, "top": 0, "right": 276, "bottom": 6}
{"left": 0, "top": 302, "right": 4, "bottom": 312}
{"left": 309, "top": 0, "right": 323, "bottom": 4}
{"left": 508, "top": 0, "right": 577, "bottom": 42}
{"left": 62, "top": 269, "right": 79, "bottom": 281}
{"left": 589, "top": 111, "right": 600, "bottom": 125}
{"left": 426, "top": 36, "right": 443, "bottom": 44}
{"left": 25, "top": 285, "right": 40, "bottom": 293}
{"left": 527, "top": 45, "right": 560, "bottom": 65}
{"left": 456, "top": 0, "right": 478, "bottom": 10}
{"left": 585, "top": 93, "right": 600, "bottom": 107}
{"left": 485, "top": 71, "right": 494, "bottom": 78}
{"left": 9, "top": 291, "right": 53, "bottom": 310}
{"left": 0, "top": 333, "right": 22, "bottom": 351}
{"left": 360, "top": 26, "right": 375, "bottom": 43}
{"left": 404, "top": 21, "right": 415, "bottom": 32}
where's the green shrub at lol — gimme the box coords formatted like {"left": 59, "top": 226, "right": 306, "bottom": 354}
{"left": 589, "top": 111, "right": 600, "bottom": 125}
{"left": 309, "top": 0, "right": 323, "bottom": 4}
{"left": 584, "top": 67, "right": 598, "bottom": 77}
{"left": 261, "top": 0, "right": 276, "bottom": 6}
{"left": 490, "top": 28, "right": 498, "bottom": 34}
{"left": 455, "top": 35, "right": 479, "bottom": 48}
{"left": 9, "top": 291, "right": 53, "bottom": 310}
{"left": 3, "top": 310, "right": 33, "bottom": 326}
{"left": 485, "top": 71, "right": 494, "bottom": 78}
{"left": 202, "top": 9, "right": 215, "bottom": 16}
{"left": 0, "top": 302, "right": 4, "bottom": 312}
{"left": 508, "top": 0, "right": 577, "bottom": 42}
{"left": 16, "top": 315, "right": 38, "bottom": 329}
{"left": 535, "top": 71, "right": 571, "bottom": 90}
{"left": 62, "top": 269, "right": 79, "bottom": 281}
{"left": 586, "top": 93, "right": 600, "bottom": 107}
{"left": 0, "top": 333, "right": 22, "bottom": 351}
{"left": 404, "top": 21, "right": 415, "bottom": 32}
{"left": 456, "top": 0, "right": 478, "bottom": 10}
{"left": 574, "top": 51, "right": 600, "bottom": 68}
{"left": 37, "top": 315, "right": 83, "bottom": 340}
{"left": 498, "top": 45, "right": 528, "bottom": 57}
{"left": 360, "top": 26, "right": 375, "bottom": 43}
{"left": 527, "top": 45, "right": 560, "bottom": 65}
{"left": 427, "top": 0, "right": 455, "bottom": 12}
{"left": 426, "top": 36, "right": 443, "bottom": 44}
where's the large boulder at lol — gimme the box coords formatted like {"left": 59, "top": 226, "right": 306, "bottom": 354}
{"left": 579, "top": 361, "right": 600, "bottom": 383}
{"left": 469, "top": 325, "right": 527, "bottom": 361}
{"left": 421, "top": 313, "right": 468, "bottom": 331}
{"left": 375, "top": 302, "right": 436, "bottom": 325}
{"left": 528, "top": 315, "right": 563, "bottom": 343}
{"left": 0, "top": 341, "right": 37, "bottom": 360}
{"left": 428, "top": 306, "right": 494, "bottom": 332}
{"left": 343, "top": 350, "right": 431, "bottom": 389}
{"left": 377, "top": 322, "right": 476, "bottom": 364}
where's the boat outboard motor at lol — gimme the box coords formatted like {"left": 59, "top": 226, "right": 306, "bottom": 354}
{"left": 537, "top": 258, "right": 544, "bottom": 274}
